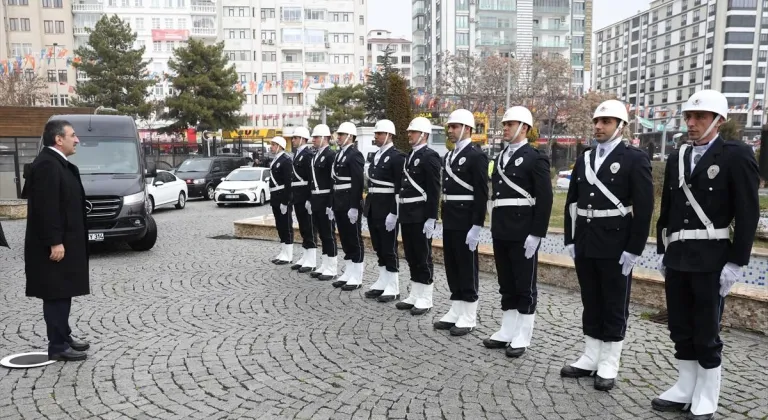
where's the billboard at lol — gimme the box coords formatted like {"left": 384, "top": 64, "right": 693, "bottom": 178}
{"left": 151, "top": 29, "right": 189, "bottom": 42}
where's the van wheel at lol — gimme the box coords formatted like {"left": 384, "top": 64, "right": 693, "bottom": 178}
{"left": 258, "top": 191, "right": 266, "bottom": 206}
{"left": 175, "top": 192, "right": 186, "bottom": 209}
{"left": 206, "top": 185, "right": 215, "bottom": 200}
{"left": 128, "top": 215, "right": 157, "bottom": 251}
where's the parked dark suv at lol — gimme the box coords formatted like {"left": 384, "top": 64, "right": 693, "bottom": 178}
{"left": 174, "top": 156, "right": 249, "bottom": 200}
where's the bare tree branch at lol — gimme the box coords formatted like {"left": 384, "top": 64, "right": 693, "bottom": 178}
{"left": 0, "top": 71, "right": 50, "bottom": 106}
{"left": 519, "top": 54, "right": 572, "bottom": 153}
{"left": 564, "top": 91, "right": 618, "bottom": 142}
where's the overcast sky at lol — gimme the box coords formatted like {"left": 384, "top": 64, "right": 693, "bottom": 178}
{"left": 369, "top": 0, "right": 654, "bottom": 40}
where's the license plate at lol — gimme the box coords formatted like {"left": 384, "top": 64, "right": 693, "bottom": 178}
{"left": 88, "top": 233, "right": 104, "bottom": 242}
{"left": 225, "top": 194, "right": 239, "bottom": 199}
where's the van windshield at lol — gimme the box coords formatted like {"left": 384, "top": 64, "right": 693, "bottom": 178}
{"left": 177, "top": 159, "right": 212, "bottom": 172}
{"left": 68, "top": 138, "right": 140, "bottom": 174}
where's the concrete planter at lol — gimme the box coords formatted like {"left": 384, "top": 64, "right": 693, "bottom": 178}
{"left": 0, "top": 200, "right": 26, "bottom": 219}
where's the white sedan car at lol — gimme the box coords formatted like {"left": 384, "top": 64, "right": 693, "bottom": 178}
{"left": 556, "top": 169, "right": 572, "bottom": 190}
{"left": 214, "top": 167, "right": 271, "bottom": 207}
{"left": 146, "top": 170, "right": 188, "bottom": 213}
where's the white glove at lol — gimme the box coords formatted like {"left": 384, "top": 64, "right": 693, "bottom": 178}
{"left": 657, "top": 255, "right": 666, "bottom": 277}
{"left": 523, "top": 235, "right": 541, "bottom": 259}
{"left": 566, "top": 244, "right": 575, "bottom": 259}
{"left": 347, "top": 208, "right": 358, "bottom": 224}
{"left": 326, "top": 207, "right": 334, "bottom": 221}
{"left": 385, "top": 213, "right": 398, "bottom": 231}
{"left": 422, "top": 218, "right": 436, "bottom": 239}
{"left": 280, "top": 204, "right": 287, "bottom": 215}
{"left": 719, "top": 262, "right": 741, "bottom": 297}
{"left": 305, "top": 200, "right": 312, "bottom": 215}
{"left": 465, "top": 225, "right": 482, "bottom": 251}
{"left": 618, "top": 251, "right": 639, "bottom": 276}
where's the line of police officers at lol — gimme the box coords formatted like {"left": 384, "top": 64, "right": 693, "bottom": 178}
{"left": 262, "top": 88, "right": 760, "bottom": 420}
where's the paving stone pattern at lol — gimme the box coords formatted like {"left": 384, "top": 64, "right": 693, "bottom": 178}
{"left": 1, "top": 200, "right": 767, "bottom": 420}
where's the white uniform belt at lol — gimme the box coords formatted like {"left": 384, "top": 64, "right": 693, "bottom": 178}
{"left": 399, "top": 196, "right": 427, "bottom": 203}
{"left": 576, "top": 206, "right": 633, "bottom": 218}
{"left": 442, "top": 194, "right": 474, "bottom": 201}
{"left": 368, "top": 187, "right": 395, "bottom": 194}
{"left": 491, "top": 198, "right": 536, "bottom": 208}
{"left": 333, "top": 184, "right": 351, "bottom": 190}
{"left": 311, "top": 189, "right": 331, "bottom": 194}
{"left": 334, "top": 176, "right": 351, "bottom": 181}
{"left": 291, "top": 181, "right": 308, "bottom": 186}
{"left": 667, "top": 228, "right": 730, "bottom": 244}
{"left": 269, "top": 185, "right": 285, "bottom": 192}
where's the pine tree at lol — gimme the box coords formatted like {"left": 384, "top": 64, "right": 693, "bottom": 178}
{"left": 161, "top": 39, "right": 245, "bottom": 132}
{"left": 307, "top": 84, "right": 366, "bottom": 130}
{"left": 385, "top": 72, "right": 413, "bottom": 153}
{"left": 364, "top": 47, "right": 397, "bottom": 122}
{"left": 71, "top": 15, "right": 153, "bottom": 118}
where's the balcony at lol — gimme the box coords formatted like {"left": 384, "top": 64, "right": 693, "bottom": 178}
{"left": 280, "top": 61, "right": 303, "bottom": 71}
{"left": 534, "top": 23, "right": 569, "bottom": 32}
{"left": 191, "top": 4, "right": 216, "bottom": 14}
{"left": 533, "top": 41, "right": 569, "bottom": 49}
{"left": 191, "top": 27, "right": 216, "bottom": 37}
{"left": 535, "top": 6, "right": 570, "bottom": 14}
{"left": 305, "top": 61, "right": 329, "bottom": 73}
{"left": 413, "top": 7, "right": 425, "bottom": 17}
{"left": 73, "top": 27, "right": 91, "bottom": 36}
{"left": 72, "top": 3, "right": 103, "bottom": 13}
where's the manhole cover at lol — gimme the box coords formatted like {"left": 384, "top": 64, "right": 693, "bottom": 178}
{"left": 1, "top": 352, "right": 56, "bottom": 369}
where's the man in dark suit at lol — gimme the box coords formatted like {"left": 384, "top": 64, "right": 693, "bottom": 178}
{"left": 268, "top": 136, "right": 294, "bottom": 264}
{"left": 290, "top": 127, "right": 318, "bottom": 273}
{"left": 329, "top": 122, "right": 366, "bottom": 290}
{"left": 308, "top": 124, "right": 338, "bottom": 280}
{"left": 432, "top": 109, "right": 489, "bottom": 336}
{"left": 652, "top": 90, "right": 760, "bottom": 420}
{"left": 561, "top": 100, "right": 654, "bottom": 391}
{"left": 363, "top": 119, "right": 406, "bottom": 302}
{"left": 394, "top": 117, "right": 441, "bottom": 315}
{"left": 483, "top": 106, "right": 553, "bottom": 357}
{"left": 24, "top": 120, "right": 90, "bottom": 361}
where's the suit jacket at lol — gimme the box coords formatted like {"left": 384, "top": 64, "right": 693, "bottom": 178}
{"left": 331, "top": 144, "right": 365, "bottom": 213}
{"left": 491, "top": 143, "right": 553, "bottom": 241}
{"left": 399, "top": 145, "right": 441, "bottom": 224}
{"left": 564, "top": 141, "right": 654, "bottom": 259}
{"left": 292, "top": 145, "right": 314, "bottom": 204}
{"left": 441, "top": 142, "right": 489, "bottom": 231}
{"left": 364, "top": 145, "right": 406, "bottom": 220}
{"left": 24, "top": 147, "right": 90, "bottom": 300}
{"left": 269, "top": 152, "right": 293, "bottom": 206}
{"left": 309, "top": 146, "right": 336, "bottom": 211}
{"left": 657, "top": 137, "right": 760, "bottom": 272}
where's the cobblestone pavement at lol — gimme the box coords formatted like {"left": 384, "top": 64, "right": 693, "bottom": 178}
{"left": 1, "top": 199, "right": 767, "bottom": 420}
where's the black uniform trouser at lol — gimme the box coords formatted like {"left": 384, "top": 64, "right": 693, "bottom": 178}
{"left": 270, "top": 202, "right": 294, "bottom": 244}
{"left": 312, "top": 210, "right": 337, "bottom": 257}
{"left": 368, "top": 217, "right": 399, "bottom": 272}
{"left": 443, "top": 228, "right": 479, "bottom": 302}
{"left": 401, "top": 222, "right": 433, "bottom": 285}
{"left": 334, "top": 209, "right": 363, "bottom": 263}
{"left": 492, "top": 239, "right": 537, "bottom": 314}
{"left": 43, "top": 298, "right": 72, "bottom": 355}
{"left": 665, "top": 268, "right": 724, "bottom": 369}
{"left": 574, "top": 256, "right": 632, "bottom": 342}
{"left": 294, "top": 199, "right": 317, "bottom": 249}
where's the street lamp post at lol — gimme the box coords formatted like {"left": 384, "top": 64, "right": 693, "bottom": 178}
{"left": 52, "top": 43, "right": 60, "bottom": 105}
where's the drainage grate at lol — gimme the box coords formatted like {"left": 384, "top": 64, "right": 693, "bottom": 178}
{"left": 646, "top": 310, "right": 668, "bottom": 325}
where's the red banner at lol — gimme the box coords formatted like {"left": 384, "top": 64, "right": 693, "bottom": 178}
{"left": 152, "top": 29, "right": 189, "bottom": 42}
{"left": 186, "top": 128, "right": 196, "bottom": 144}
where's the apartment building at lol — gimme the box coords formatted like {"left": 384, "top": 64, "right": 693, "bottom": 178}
{"left": 1, "top": 0, "right": 76, "bottom": 106}
{"left": 219, "top": 0, "right": 368, "bottom": 128}
{"left": 366, "top": 29, "right": 412, "bottom": 86}
{"left": 594, "top": 0, "right": 768, "bottom": 133}
{"left": 412, "top": 0, "right": 591, "bottom": 95}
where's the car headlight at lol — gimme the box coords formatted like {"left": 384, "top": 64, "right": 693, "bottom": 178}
{"left": 123, "top": 191, "right": 146, "bottom": 205}
{"left": 247, "top": 187, "right": 258, "bottom": 191}
{"left": 193, "top": 178, "right": 206, "bottom": 184}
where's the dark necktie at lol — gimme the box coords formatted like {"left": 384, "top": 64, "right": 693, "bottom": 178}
{"left": 693, "top": 153, "right": 702, "bottom": 165}
{"left": 599, "top": 148, "right": 605, "bottom": 158}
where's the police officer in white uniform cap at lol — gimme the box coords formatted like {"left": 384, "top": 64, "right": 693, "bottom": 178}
{"left": 308, "top": 124, "right": 339, "bottom": 280}
{"left": 267, "top": 136, "right": 295, "bottom": 264}
{"left": 290, "top": 127, "right": 319, "bottom": 273}
{"left": 433, "top": 109, "right": 489, "bottom": 336}
{"left": 483, "top": 106, "right": 552, "bottom": 357}
{"left": 653, "top": 90, "right": 760, "bottom": 420}
{"left": 561, "top": 99, "right": 654, "bottom": 391}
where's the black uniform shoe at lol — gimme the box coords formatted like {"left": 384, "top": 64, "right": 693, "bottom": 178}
{"left": 274, "top": 259, "right": 289, "bottom": 265}
{"left": 49, "top": 348, "right": 87, "bottom": 361}
{"left": 377, "top": 294, "right": 399, "bottom": 303}
{"left": 298, "top": 266, "right": 315, "bottom": 273}
{"left": 395, "top": 301, "right": 414, "bottom": 310}
{"left": 482, "top": 338, "right": 508, "bottom": 349}
{"left": 67, "top": 339, "right": 90, "bottom": 352}
{"left": 687, "top": 413, "right": 714, "bottom": 420}
{"left": 505, "top": 346, "right": 526, "bottom": 358}
{"left": 332, "top": 280, "right": 347, "bottom": 288}
{"left": 410, "top": 307, "right": 430, "bottom": 315}
{"left": 270, "top": 258, "right": 281, "bottom": 264}
{"left": 310, "top": 270, "right": 323, "bottom": 278}
{"left": 318, "top": 274, "right": 336, "bottom": 281}
{"left": 341, "top": 284, "right": 362, "bottom": 291}
{"left": 449, "top": 326, "right": 473, "bottom": 336}
{"left": 594, "top": 375, "right": 615, "bottom": 391}
{"left": 364, "top": 289, "right": 384, "bottom": 299}
{"left": 291, "top": 263, "right": 302, "bottom": 270}
{"left": 433, "top": 321, "right": 454, "bottom": 330}
{"left": 560, "top": 365, "right": 595, "bottom": 378}
{"left": 651, "top": 398, "right": 689, "bottom": 412}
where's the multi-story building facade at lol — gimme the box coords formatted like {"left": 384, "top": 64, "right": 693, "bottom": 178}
{"left": 366, "top": 29, "right": 412, "bottom": 86}
{"left": 1, "top": 0, "right": 76, "bottom": 106}
{"left": 412, "top": 0, "right": 591, "bottom": 95}
{"left": 219, "top": 0, "right": 368, "bottom": 128}
{"left": 594, "top": 0, "right": 768, "bottom": 133}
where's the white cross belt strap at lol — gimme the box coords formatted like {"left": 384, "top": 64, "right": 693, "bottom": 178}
{"left": 444, "top": 155, "right": 474, "bottom": 192}
{"left": 442, "top": 194, "right": 473, "bottom": 201}
{"left": 662, "top": 143, "right": 730, "bottom": 248}
{"left": 491, "top": 198, "right": 537, "bottom": 208}
{"left": 333, "top": 184, "right": 351, "bottom": 191}
{"left": 497, "top": 163, "right": 535, "bottom": 206}
{"left": 269, "top": 185, "right": 285, "bottom": 192}
{"left": 402, "top": 160, "right": 427, "bottom": 203}
{"left": 368, "top": 177, "right": 395, "bottom": 187}
{"left": 583, "top": 150, "right": 630, "bottom": 217}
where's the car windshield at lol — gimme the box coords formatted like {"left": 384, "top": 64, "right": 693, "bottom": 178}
{"left": 67, "top": 138, "right": 140, "bottom": 174}
{"left": 227, "top": 170, "right": 262, "bottom": 181}
{"left": 177, "top": 159, "right": 212, "bottom": 172}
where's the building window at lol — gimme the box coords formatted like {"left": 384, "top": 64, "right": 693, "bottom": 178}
{"left": 44, "top": 20, "right": 54, "bottom": 33}
{"left": 261, "top": 8, "right": 275, "bottom": 19}
{"left": 262, "top": 51, "right": 277, "bottom": 61}
{"left": 359, "top": 15, "right": 364, "bottom": 25}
